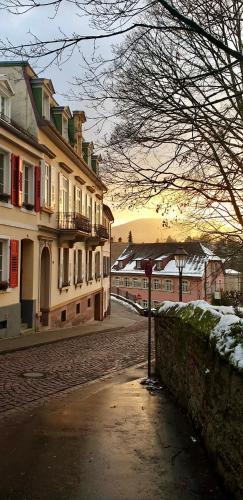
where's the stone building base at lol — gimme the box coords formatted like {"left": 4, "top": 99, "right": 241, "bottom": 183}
{"left": 41, "top": 290, "right": 103, "bottom": 331}
{"left": 0, "top": 303, "right": 21, "bottom": 339}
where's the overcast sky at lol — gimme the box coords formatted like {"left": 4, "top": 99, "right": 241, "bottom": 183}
{"left": 0, "top": 6, "right": 163, "bottom": 224}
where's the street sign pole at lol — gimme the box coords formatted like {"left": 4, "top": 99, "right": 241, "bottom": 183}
{"left": 148, "top": 275, "right": 152, "bottom": 379}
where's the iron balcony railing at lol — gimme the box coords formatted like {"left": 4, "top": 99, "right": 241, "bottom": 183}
{"left": 58, "top": 212, "right": 92, "bottom": 233}
{"left": 94, "top": 224, "right": 109, "bottom": 240}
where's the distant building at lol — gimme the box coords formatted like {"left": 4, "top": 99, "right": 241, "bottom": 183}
{"left": 111, "top": 242, "right": 128, "bottom": 265}
{"left": 224, "top": 269, "right": 243, "bottom": 293}
{"left": 0, "top": 63, "right": 113, "bottom": 338}
{"left": 111, "top": 242, "right": 225, "bottom": 307}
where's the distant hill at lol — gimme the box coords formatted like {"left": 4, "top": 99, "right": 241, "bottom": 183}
{"left": 112, "top": 218, "right": 194, "bottom": 243}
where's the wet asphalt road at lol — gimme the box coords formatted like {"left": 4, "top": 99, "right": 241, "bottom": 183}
{"left": 0, "top": 366, "right": 227, "bottom": 500}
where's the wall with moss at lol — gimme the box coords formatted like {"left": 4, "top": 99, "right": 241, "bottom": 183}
{"left": 155, "top": 302, "right": 243, "bottom": 499}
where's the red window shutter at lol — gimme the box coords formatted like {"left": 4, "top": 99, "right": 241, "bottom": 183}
{"left": 9, "top": 240, "right": 19, "bottom": 288}
{"left": 18, "top": 159, "right": 23, "bottom": 207}
{"left": 11, "top": 154, "right": 19, "bottom": 206}
{"left": 35, "top": 165, "right": 41, "bottom": 212}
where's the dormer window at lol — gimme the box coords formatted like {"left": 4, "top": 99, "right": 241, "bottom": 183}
{"left": 43, "top": 92, "right": 50, "bottom": 120}
{"left": 136, "top": 261, "right": 141, "bottom": 269}
{"left": 118, "top": 261, "right": 123, "bottom": 270}
{"left": 156, "top": 261, "right": 162, "bottom": 270}
{"left": 63, "top": 117, "right": 69, "bottom": 141}
{"left": 0, "top": 95, "right": 10, "bottom": 120}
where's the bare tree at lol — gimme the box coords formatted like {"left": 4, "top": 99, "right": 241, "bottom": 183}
{"left": 90, "top": 0, "right": 243, "bottom": 240}
{"left": 0, "top": 0, "right": 242, "bottom": 241}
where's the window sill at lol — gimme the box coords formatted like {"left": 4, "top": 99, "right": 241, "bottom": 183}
{"left": 59, "top": 283, "right": 70, "bottom": 292}
{"left": 21, "top": 207, "right": 36, "bottom": 216}
{"left": 0, "top": 200, "right": 13, "bottom": 209}
{"left": 41, "top": 206, "right": 55, "bottom": 215}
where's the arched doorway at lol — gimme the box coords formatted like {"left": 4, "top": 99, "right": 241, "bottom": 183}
{"left": 20, "top": 239, "right": 34, "bottom": 328}
{"left": 40, "top": 247, "right": 50, "bottom": 326}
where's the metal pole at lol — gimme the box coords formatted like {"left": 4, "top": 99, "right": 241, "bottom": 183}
{"left": 179, "top": 269, "right": 183, "bottom": 302}
{"left": 148, "top": 275, "right": 152, "bottom": 378}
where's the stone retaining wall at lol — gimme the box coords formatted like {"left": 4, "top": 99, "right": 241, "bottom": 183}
{"left": 155, "top": 304, "right": 243, "bottom": 498}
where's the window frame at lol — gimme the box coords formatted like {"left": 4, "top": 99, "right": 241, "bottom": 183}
{"left": 124, "top": 277, "right": 130, "bottom": 287}
{"left": 43, "top": 92, "right": 50, "bottom": 120}
{"left": 75, "top": 187, "right": 82, "bottom": 214}
{"left": 153, "top": 278, "right": 161, "bottom": 290}
{"left": 44, "top": 163, "right": 51, "bottom": 207}
{"left": 0, "top": 238, "right": 9, "bottom": 284}
{"left": 77, "top": 249, "right": 82, "bottom": 283}
{"left": 0, "top": 147, "right": 11, "bottom": 197}
{"left": 0, "top": 94, "right": 10, "bottom": 119}
{"left": 23, "top": 162, "right": 35, "bottom": 207}
{"left": 62, "top": 248, "right": 70, "bottom": 287}
{"left": 182, "top": 280, "right": 190, "bottom": 293}
{"left": 143, "top": 278, "right": 148, "bottom": 289}
{"left": 162, "top": 279, "right": 173, "bottom": 292}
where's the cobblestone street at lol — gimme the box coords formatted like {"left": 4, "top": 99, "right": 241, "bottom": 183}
{"left": 0, "top": 317, "right": 148, "bottom": 414}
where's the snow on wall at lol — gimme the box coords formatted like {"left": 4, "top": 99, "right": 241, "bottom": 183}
{"left": 158, "top": 300, "right": 243, "bottom": 370}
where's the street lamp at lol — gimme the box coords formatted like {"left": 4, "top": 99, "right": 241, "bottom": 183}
{"left": 174, "top": 247, "right": 188, "bottom": 302}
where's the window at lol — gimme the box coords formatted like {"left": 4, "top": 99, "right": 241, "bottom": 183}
{"left": 103, "top": 256, "right": 109, "bottom": 277}
{"left": 162, "top": 279, "right": 172, "bottom": 291}
{"left": 88, "top": 298, "right": 91, "bottom": 307}
{"left": 43, "top": 93, "right": 50, "bottom": 120}
{"left": 95, "top": 252, "right": 101, "bottom": 278}
{"left": 96, "top": 203, "right": 100, "bottom": 225}
{"left": 23, "top": 163, "right": 34, "bottom": 207}
{"left": 88, "top": 196, "right": 92, "bottom": 223}
{"left": 44, "top": 164, "right": 51, "bottom": 206}
{"left": 76, "top": 303, "right": 80, "bottom": 315}
{"left": 0, "top": 149, "right": 10, "bottom": 197}
{"left": 156, "top": 261, "right": 162, "bottom": 270}
{"left": 115, "top": 277, "right": 120, "bottom": 287}
{"left": 61, "top": 176, "right": 69, "bottom": 212}
{"left": 63, "top": 248, "right": 69, "bottom": 286}
{"left": 153, "top": 301, "right": 160, "bottom": 308}
{"left": 182, "top": 280, "right": 190, "bottom": 293}
{"left": 61, "top": 310, "right": 66, "bottom": 322}
{"left": 0, "top": 95, "right": 10, "bottom": 119}
{"left": 88, "top": 250, "right": 93, "bottom": 281}
{"left": 132, "top": 278, "right": 139, "bottom": 288}
{"left": 143, "top": 278, "right": 148, "bottom": 289}
{"left": 153, "top": 279, "right": 161, "bottom": 290}
{"left": 63, "top": 117, "right": 69, "bottom": 141}
{"left": 142, "top": 299, "right": 148, "bottom": 308}
{"left": 77, "top": 250, "right": 82, "bottom": 283}
{"left": 0, "top": 239, "right": 12, "bottom": 287}
{"left": 136, "top": 261, "right": 141, "bottom": 269}
{"left": 0, "top": 241, "right": 3, "bottom": 281}
{"left": 118, "top": 261, "right": 123, "bottom": 269}
{"left": 124, "top": 277, "right": 130, "bottom": 287}
{"left": 75, "top": 187, "right": 82, "bottom": 214}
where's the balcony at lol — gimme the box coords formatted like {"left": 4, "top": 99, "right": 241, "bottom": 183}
{"left": 57, "top": 212, "right": 91, "bottom": 245}
{"left": 94, "top": 224, "right": 109, "bottom": 240}
{"left": 85, "top": 224, "right": 109, "bottom": 249}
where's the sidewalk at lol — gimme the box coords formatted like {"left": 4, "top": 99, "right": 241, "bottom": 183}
{"left": 0, "top": 365, "right": 226, "bottom": 500}
{"left": 0, "top": 300, "right": 142, "bottom": 355}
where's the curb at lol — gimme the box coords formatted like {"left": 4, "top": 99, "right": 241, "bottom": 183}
{"left": 0, "top": 325, "right": 128, "bottom": 356}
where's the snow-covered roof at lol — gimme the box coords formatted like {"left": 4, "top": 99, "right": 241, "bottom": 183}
{"left": 225, "top": 268, "right": 241, "bottom": 275}
{"left": 154, "top": 255, "right": 167, "bottom": 261}
{"left": 112, "top": 241, "right": 224, "bottom": 278}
